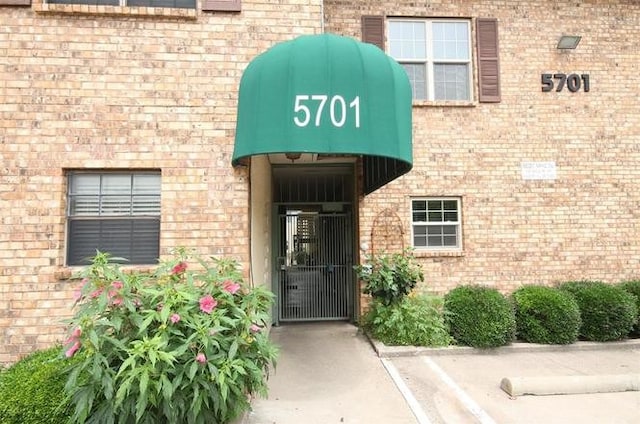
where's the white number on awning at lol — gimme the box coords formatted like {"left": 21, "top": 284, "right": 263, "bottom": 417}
{"left": 293, "top": 95, "right": 360, "bottom": 128}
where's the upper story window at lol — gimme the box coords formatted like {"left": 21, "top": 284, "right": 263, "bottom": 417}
{"left": 411, "top": 198, "right": 461, "bottom": 250}
{"left": 48, "top": 0, "right": 195, "bottom": 7}
{"left": 67, "top": 171, "right": 161, "bottom": 266}
{"left": 388, "top": 20, "right": 472, "bottom": 101}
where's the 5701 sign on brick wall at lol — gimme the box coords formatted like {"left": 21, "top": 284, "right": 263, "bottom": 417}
{"left": 541, "top": 73, "right": 590, "bottom": 92}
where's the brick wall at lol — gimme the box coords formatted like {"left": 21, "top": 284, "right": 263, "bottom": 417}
{"left": 325, "top": 0, "right": 640, "bottom": 294}
{"left": 2, "top": 0, "right": 640, "bottom": 363}
{"left": 0, "top": 0, "right": 322, "bottom": 364}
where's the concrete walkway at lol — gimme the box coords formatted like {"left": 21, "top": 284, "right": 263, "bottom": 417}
{"left": 243, "top": 322, "right": 417, "bottom": 424}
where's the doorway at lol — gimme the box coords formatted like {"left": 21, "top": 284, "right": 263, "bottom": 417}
{"left": 272, "top": 165, "right": 355, "bottom": 323}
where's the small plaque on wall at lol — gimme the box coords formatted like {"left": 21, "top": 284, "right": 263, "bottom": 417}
{"left": 521, "top": 161, "right": 557, "bottom": 180}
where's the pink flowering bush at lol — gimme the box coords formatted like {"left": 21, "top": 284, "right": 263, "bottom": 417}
{"left": 64, "top": 250, "right": 278, "bottom": 424}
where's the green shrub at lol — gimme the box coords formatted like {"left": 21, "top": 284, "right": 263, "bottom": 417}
{"left": 362, "top": 293, "right": 453, "bottom": 347}
{"left": 444, "top": 285, "right": 516, "bottom": 348}
{"left": 619, "top": 280, "right": 640, "bottom": 337}
{"left": 354, "top": 249, "right": 424, "bottom": 306}
{"left": 64, "top": 250, "right": 278, "bottom": 424}
{"left": 0, "top": 346, "right": 75, "bottom": 424}
{"left": 559, "top": 280, "right": 638, "bottom": 342}
{"left": 558, "top": 280, "right": 596, "bottom": 295}
{"left": 512, "top": 285, "right": 581, "bottom": 344}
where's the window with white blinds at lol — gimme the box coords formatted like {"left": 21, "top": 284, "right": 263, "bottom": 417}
{"left": 67, "top": 172, "right": 161, "bottom": 265}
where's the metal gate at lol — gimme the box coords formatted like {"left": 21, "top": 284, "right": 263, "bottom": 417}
{"left": 277, "top": 210, "right": 353, "bottom": 321}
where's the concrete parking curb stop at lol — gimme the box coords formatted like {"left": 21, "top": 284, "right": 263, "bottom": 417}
{"left": 500, "top": 373, "right": 640, "bottom": 397}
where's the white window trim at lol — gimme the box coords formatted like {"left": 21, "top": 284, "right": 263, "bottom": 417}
{"left": 387, "top": 18, "right": 473, "bottom": 101}
{"left": 410, "top": 197, "right": 462, "bottom": 251}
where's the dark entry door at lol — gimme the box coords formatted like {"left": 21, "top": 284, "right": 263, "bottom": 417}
{"left": 277, "top": 208, "right": 353, "bottom": 321}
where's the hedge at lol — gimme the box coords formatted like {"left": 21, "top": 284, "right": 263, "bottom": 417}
{"left": 559, "top": 280, "right": 637, "bottom": 342}
{"left": 444, "top": 285, "right": 516, "bottom": 348}
{"left": 512, "top": 285, "right": 581, "bottom": 344}
{"left": 0, "top": 346, "right": 74, "bottom": 424}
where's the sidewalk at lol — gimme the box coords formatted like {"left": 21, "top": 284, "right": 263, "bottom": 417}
{"left": 243, "top": 322, "right": 417, "bottom": 424}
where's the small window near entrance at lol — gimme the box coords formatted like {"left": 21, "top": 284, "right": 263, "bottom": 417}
{"left": 411, "top": 198, "right": 461, "bottom": 249}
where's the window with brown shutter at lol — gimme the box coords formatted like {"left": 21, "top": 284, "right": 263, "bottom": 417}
{"left": 387, "top": 19, "right": 472, "bottom": 101}
{"left": 202, "top": 0, "right": 240, "bottom": 12}
{"left": 0, "top": 0, "right": 31, "bottom": 5}
{"left": 361, "top": 15, "right": 385, "bottom": 50}
{"left": 366, "top": 15, "right": 501, "bottom": 104}
{"left": 476, "top": 18, "right": 501, "bottom": 103}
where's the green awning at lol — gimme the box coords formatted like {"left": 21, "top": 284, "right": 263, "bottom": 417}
{"left": 233, "top": 33, "right": 413, "bottom": 194}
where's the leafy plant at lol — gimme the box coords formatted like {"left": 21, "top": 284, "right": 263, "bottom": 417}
{"left": 0, "top": 346, "right": 76, "bottom": 424}
{"left": 559, "top": 280, "right": 637, "bottom": 342}
{"left": 512, "top": 285, "right": 581, "bottom": 344}
{"left": 362, "top": 293, "right": 453, "bottom": 347}
{"left": 354, "top": 249, "right": 424, "bottom": 305}
{"left": 619, "top": 280, "right": 640, "bottom": 337}
{"left": 64, "top": 250, "right": 278, "bottom": 424}
{"left": 444, "top": 285, "right": 516, "bottom": 348}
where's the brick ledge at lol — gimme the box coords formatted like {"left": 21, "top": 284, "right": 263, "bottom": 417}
{"left": 413, "top": 100, "right": 476, "bottom": 108}
{"left": 54, "top": 265, "right": 157, "bottom": 281}
{"left": 413, "top": 250, "right": 465, "bottom": 258}
{"left": 33, "top": 2, "right": 198, "bottom": 19}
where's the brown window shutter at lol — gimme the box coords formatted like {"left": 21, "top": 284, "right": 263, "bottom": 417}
{"left": 476, "top": 18, "right": 501, "bottom": 103}
{"left": 202, "top": 0, "right": 240, "bottom": 12}
{"left": 0, "top": 0, "right": 31, "bottom": 5}
{"left": 361, "top": 15, "right": 384, "bottom": 50}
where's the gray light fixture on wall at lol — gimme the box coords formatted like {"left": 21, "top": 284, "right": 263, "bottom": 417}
{"left": 557, "top": 35, "right": 581, "bottom": 49}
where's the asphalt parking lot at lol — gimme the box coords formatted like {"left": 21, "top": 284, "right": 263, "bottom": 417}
{"left": 244, "top": 323, "right": 640, "bottom": 424}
